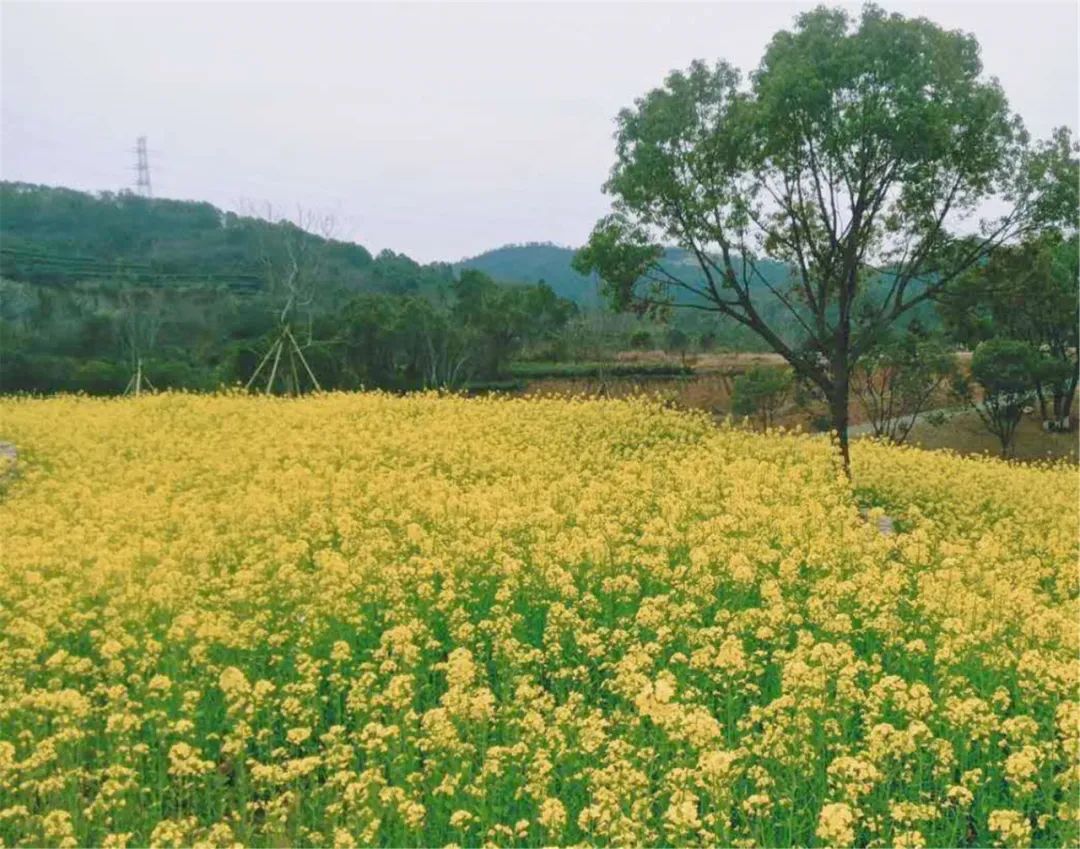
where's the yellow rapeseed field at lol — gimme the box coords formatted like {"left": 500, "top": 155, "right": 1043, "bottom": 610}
{"left": 0, "top": 393, "right": 1076, "bottom": 848}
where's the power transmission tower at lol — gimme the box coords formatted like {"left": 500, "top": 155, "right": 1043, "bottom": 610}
{"left": 134, "top": 136, "right": 153, "bottom": 197}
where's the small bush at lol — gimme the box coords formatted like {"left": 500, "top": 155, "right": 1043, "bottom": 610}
{"left": 732, "top": 365, "right": 794, "bottom": 429}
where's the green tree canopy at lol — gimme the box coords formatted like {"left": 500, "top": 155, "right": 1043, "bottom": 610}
{"left": 574, "top": 4, "right": 1049, "bottom": 470}
{"left": 941, "top": 130, "right": 1079, "bottom": 429}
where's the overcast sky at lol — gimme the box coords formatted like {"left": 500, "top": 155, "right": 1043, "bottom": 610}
{"left": 2, "top": 1, "right": 1076, "bottom": 262}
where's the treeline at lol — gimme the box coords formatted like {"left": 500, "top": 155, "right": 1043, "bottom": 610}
{"left": 727, "top": 226, "right": 1079, "bottom": 456}
{"left": 1, "top": 268, "right": 576, "bottom": 394}
{"left": 0, "top": 182, "right": 591, "bottom": 394}
{"left": 286, "top": 271, "right": 577, "bottom": 391}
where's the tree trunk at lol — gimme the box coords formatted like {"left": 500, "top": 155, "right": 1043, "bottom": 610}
{"left": 1035, "top": 381, "right": 1049, "bottom": 421}
{"left": 1062, "top": 374, "right": 1078, "bottom": 431}
{"left": 999, "top": 425, "right": 1012, "bottom": 458}
{"left": 1051, "top": 391, "right": 1066, "bottom": 430}
{"left": 829, "top": 380, "right": 851, "bottom": 476}
{"left": 829, "top": 317, "right": 852, "bottom": 475}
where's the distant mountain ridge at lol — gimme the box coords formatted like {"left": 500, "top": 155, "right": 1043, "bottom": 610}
{"left": 458, "top": 241, "right": 941, "bottom": 333}
{"left": 456, "top": 242, "right": 603, "bottom": 306}
{"left": 457, "top": 241, "right": 794, "bottom": 308}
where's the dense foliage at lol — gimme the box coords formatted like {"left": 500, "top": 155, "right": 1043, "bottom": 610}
{"left": 0, "top": 183, "right": 375, "bottom": 291}
{"left": 942, "top": 229, "right": 1079, "bottom": 430}
{"left": 1, "top": 393, "right": 1076, "bottom": 847}
{"left": 0, "top": 184, "right": 579, "bottom": 394}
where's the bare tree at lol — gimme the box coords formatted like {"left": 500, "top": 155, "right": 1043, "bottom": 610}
{"left": 850, "top": 335, "right": 955, "bottom": 444}
{"left": 118, "top": 286, "right": 165, "bottom": 395}
{"left": 421, "top": 330, "right": 471, "bottom": 390}
{"left": 243, "top": 204, "right": 336, "bottom": 395}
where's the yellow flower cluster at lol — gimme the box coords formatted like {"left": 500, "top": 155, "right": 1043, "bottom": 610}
{"left": 0, "top": 392, "right": 1076, "bottom": 847}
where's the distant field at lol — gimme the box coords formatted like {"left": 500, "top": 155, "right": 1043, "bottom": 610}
{"left": 507, "top": 351, "right": 1078, "bottom": 463}
{"left": 613, "top": 349, "right": 791, "bottom": 373}
{"left": 1, "top": 393, "right": 1077, "bottom": 847}
{"left": 508, "top": 361, "right": 693, "bottom": 379}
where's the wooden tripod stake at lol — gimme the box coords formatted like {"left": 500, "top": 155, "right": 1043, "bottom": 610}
{"left": 124, "top": 358, "right": 156, "bottom": 396}
{"left": 244, "top": 325, "right": 321, "bottom": 395}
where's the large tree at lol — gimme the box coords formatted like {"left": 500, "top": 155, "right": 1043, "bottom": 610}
{"left": 943, "top": 232, "right": 1078, "bottom": 429}
{"left": 573, "top": 4, "right": 1041, "bottom": 471}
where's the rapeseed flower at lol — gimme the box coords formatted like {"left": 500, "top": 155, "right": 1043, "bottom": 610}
{"left": 0, "top": 392, "right": 1075, "bottom": 846}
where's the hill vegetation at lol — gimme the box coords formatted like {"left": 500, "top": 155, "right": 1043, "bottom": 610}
{"left": 0, "top": 184, "right": 839, "bottom": 395}
{"left": 457, "top": 242, "right": 602, "bottom": 307}
{"left": 461, "top": 242, "right": 941, "bottom": 342}
{"left": 0, "top": 181, "right": 451, "bottom": 295}
{"left": 0, "top": 182, "right": 577, "bottom": 394}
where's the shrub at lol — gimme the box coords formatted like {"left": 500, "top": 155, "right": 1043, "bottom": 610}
{"left": 966, "top": 338, "right": 1041, "bottom": 456}
{"left": 732, "top": 365, "right": 794, "bottom": 429}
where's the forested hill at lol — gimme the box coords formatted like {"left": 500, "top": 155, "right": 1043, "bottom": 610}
{"left": 459, "top": 242, "right": 813, "bottom": 307}
{"left": 457, "top": 243, "right": 602, "bottom": 306}
{"left": 2, "top": 183, "right": 941, "bottom": 397}
{"left": 0, "top": 183, "right": 577, "bottom": 396}
{"left": 0, "top": 181, "right": 452, "bottom": 295}
{"left": 460, "top": 241, "right": 941, "bottom": 329}
{"left": 4, "top": 185, "right": 937, "bottom": 325}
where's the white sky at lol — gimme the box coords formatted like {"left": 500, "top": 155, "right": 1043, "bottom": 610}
{"left": 2, "top": 1, "right": 1077, "bottom": 262}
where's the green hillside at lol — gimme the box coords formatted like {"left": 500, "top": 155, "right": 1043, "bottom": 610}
{"left": 0, "top": 182, "right": 454, "bottom": 297}
{"left": 457, "top": 242, "right": 603, "bottom": 306}
{"left": 458, "top": 242, "right": 786, "bottom": 308}
{"left": 0, "top": 183, "right": 574, "bottom": 395}
{"left": 1, "top": 183, "right": 943, "bottom": 396}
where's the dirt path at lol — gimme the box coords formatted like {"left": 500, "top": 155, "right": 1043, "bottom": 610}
{"left": 847, "top": 406, "right": 965, "bottom": 438}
